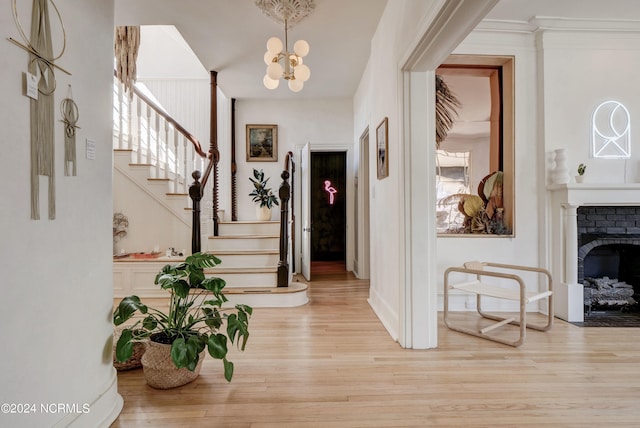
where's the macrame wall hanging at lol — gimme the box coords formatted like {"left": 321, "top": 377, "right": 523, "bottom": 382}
{"left": 60, "top": 84, "right": 79, "bottom": 176}
{"left": 9, "top": 0, "right": 71, "bottom": 220}
{"left": 114, "top": 26, "right": 140, "bottom": 99}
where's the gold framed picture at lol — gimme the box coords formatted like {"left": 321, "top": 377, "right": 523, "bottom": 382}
{"left": 246, "top": 124, "right": 278, "bottom": 162}
{"left": 376, "top": 117, "right": 388, "bottom": 179}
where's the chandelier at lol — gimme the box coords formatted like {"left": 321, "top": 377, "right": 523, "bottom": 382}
{"left": 255, "top": 0, "right": 315, "bottom": 92}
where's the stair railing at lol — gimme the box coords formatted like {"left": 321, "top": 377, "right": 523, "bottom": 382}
{"left": 113, "top": 75, "right": 208, "bottom": 194}
{"left": 277, "top": 151, "right": 295, "bottom": 287}
{"left": 113, "top": 72, "right": 214, "bottom": 254}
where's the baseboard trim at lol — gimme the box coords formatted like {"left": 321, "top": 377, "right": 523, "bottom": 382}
{"left": 54, "top": 368, "right": 123, "bottom": 428}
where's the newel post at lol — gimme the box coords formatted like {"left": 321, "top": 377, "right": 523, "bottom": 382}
{"left": 210, "top": 70, "right": 220, "bottom": 236}
{"left": 277, "top": 169, "right": 291, "bottom": 287}
{"left": 189, "top": 170, "right": 202, "bottom": 254}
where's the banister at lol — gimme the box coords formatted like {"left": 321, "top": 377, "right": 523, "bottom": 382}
{"left": 114, "top": 69, "right": 216, "bottom": 255}
{"left": 114, "top": 70, "right": 208, "bottom": 158}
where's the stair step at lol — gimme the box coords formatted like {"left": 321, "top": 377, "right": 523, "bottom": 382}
{"left": 205, "top": 266, "right": 277, "bottom": 288}
{"left": 224, "top": 282, "right": 309, "bottom": 308}
{"left": 218, "top": 221, "right": 279, "bottom": 236}
{"left": 212, "top": 250, "right": 279, "bottom": 268}
{"left": 208, "top": 235, "right": 279, "bottom": 251}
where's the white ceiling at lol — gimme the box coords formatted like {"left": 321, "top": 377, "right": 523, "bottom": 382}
{"left": 115, "top": 0, "right": 388, "bottom": 100}
{"left": 115, "top": 0, "right": 640, "bottom": 101}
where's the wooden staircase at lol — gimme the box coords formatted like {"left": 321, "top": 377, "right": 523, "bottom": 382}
{"left": 209, "top": 220, "right": 308, "bottom": 307}
{"left": 113, "top": 155, "right": 308, "bottom": 306}
{"left": 112, "top": 76, "right": 307, "bottom": 307}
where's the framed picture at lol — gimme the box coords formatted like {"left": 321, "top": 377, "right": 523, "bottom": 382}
{"left": 246, "top": 124, "right": 278, "bottom": 162}
{"left": 376, "top": 117, "right": 388, "bottom": 179}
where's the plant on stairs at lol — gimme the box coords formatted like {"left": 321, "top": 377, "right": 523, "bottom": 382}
{"left": 113, "top": 252, "right": 252, "bottom": 387}
{"left": 249, "top": 168, "right": 279, "bottom": 221}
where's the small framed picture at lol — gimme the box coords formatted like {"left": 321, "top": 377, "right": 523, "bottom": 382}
{"left": 246, "top": 124, "right": 278, "bottom": 162}
{"left": 376, "top": 117, "right": 388, "bottom": 179}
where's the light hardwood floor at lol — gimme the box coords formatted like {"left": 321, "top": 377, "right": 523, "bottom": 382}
{"left": 112, "top": 273, "right": 640, "bottom": 427}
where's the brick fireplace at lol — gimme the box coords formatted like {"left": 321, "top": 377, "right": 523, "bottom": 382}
{"left": 548, "top": 183, "right": 640, "bottom": 322}
{"left": 577, "top": 206, "right": 640, "bottom": 310}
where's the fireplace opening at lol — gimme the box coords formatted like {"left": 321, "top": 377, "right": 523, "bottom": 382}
{"left": 583, "top": 244, "right": 640, "bottom": 313}
{"left": 577, "top": 206, "right": 640, "bottom": 324}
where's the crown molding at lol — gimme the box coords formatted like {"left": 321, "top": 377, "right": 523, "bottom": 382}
{"left": 477, "top": 16, "right": 640, "bottom": 34}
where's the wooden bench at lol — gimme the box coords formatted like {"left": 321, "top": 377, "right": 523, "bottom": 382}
{"left": 444, "top": 261, "right": 553, "bottom": 347}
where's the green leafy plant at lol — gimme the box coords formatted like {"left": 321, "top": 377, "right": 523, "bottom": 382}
{"left": 113, "top": 252, "right": 252, "bottom": 382}
{"left": 249, "top": 168, "right": 280, "bottom": 209}
{"left": 577, "top": 163, "right": 587, "bottom": 176}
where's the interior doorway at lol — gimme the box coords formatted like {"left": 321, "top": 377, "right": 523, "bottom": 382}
{"left": 310, "top": 151, "right": 347, "bottom": 273}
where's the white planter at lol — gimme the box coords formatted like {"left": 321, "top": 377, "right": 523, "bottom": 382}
{"left": 256, "top": 205, "right": 271, "bottom": 221}
{"left": 575, "top": 175, "right": 585, "bottom": 183}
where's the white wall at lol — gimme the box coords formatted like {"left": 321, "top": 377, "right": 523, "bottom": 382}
{"left": 539, "top": 28, "right": 640, "bottom": 184}
{"left": 436, "top": 30, "right": 542, "bottom": 309}
{"left": 232, "top": 98, "right": 354, "bottom": 266}
{"left": 0, "top": 1, "right": 121, "bottom": 427}
{"left": 353, "top": 0, "right": 443, "bottom": 341}
{"left": 436, "top": 21, "right": 640, "bottom": 312}
{"left": 113, "top": 170, "right": 191, "bottom": 254}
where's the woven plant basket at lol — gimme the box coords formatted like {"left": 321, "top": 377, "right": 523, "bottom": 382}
{"left": 141, "top": 339, "right": 205, "bottom": 389}
{"left": 113, "top": 326, "right": 147, "bottom": 371}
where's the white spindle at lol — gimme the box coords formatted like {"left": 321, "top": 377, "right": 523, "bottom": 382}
{"left": 117, "top": 81, "right": 124, "bottom": 149}
{"left": 127, "top": 90, "right": 133, "bottom": 150}
{"left": 136, "top": 97, "right": 142, "bottom": 164}
{"left": 164, "top": 120, "right": 170, "bottom": 179}
{"left": 173, "top": 128, "right": 179, "bottom": 193}
{"left": 183, "top": 135, "right": 188, "bottom": 193}
{"left": 146, "top": 104, "right": 152, "bottom": 164}
{"left": 155, "top": 113, "right": 160, "bottom": 178}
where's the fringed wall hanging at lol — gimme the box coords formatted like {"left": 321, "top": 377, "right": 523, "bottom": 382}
{"left": 60, "top": 84, "right": 79, "bottom": 176}
{"left": 8, "top": 0, "right": 71, "bottom": 220}
{"left": 114, "top": 26, "right": 140, "bottom": 99}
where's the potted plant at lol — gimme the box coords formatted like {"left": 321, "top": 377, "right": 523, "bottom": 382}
{"left": 249, "top": 168, "right": 279, "bottom": 221}
{"left": 113, "top": 252, "right": 252, "bottom": 388}
{"left": 576, "top": 163, "right": 587, "bottom": 183}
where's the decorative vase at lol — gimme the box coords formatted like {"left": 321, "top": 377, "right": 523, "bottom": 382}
{"left": 256, "top": 205, "right": 271, "bottom": 221}
{"left": 551, "top": 148, "right": 570, "bottom": 184}
{"left": 141, "top": 339, "right": 205, "bottom": 389}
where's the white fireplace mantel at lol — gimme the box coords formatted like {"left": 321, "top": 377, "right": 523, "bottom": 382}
{"left": 548, "top": 182, "right": 640, "bottom": 206}
{"left": 547, "top": 182, "right": 640, "bottom": 322}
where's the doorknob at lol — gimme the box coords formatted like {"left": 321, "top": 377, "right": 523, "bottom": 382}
{"left": 303, "top": 227, "right": 312, "bottom": 232}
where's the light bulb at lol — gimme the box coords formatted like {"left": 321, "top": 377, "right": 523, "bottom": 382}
{"left": 288, "top": 79, "right": 303, "bottom": 92}
{"left": 293, "top": 40, "right": 309, "bottom": 57}
{"left": 266, "top": 37, "right": 283, "bottom": 54}
{"left": 296, "top": 64, "right": 310, "bottom": 82}
{"left": 264, "top": 51, "right": 276, "bottom": 65}
{"left": 267, "top": 62, "right": 283, "bottom": 80}
{"left": 263, "top": 74, "right": 279, "bottom": 90}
